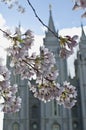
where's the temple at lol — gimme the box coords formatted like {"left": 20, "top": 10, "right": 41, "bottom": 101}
{"left": 3, "top": 6, "right": 86, "bottom": 130}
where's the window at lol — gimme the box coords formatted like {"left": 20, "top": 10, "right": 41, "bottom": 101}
{"left": 32, "top": 122, "right": 38, "bottom": 130}
{"left": 52, "top": 100, "right": 60, "bottom": 116}
{"left": 13, "top": 122, "right": 19, "bottom": 130}
{"left": 73, "top": 121, "right": 78, "bottom": 129}
{"left": 32, "top": 105, "right": 38, "bottom": 118}
{"left": 54, "top": 100, "right": 57, "bottom": 115}
{"left": 53, "top": 123, "right": 60, "bottom": 130}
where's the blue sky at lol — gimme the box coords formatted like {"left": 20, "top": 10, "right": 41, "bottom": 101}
{"left": 0, "top": 0, "right": 86, "bottom": 34}
{"left": 0, "top": 1, "right": 86, "bottom": 130}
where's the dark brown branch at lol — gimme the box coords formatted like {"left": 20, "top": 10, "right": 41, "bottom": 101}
{"left": 22, "top": 59, "right": 39, "bottom": 73}
{"left": 22, "top": 59, "right": 53, "bottom": 83}
{"left": 0, "top": 28, "right": 18, "bottom": 42}
{"left": 0, "top": 28, "right": 12, "bottom": 39}
{"left": 26, "top": 0, "right": 59, "bottom": 39}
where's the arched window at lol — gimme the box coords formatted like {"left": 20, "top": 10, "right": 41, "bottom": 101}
{"left": 73, "top": 121, "right": 78, "bottom": 129}
{"left": 32, "top": 105, "right": 38, "bottom": 118}
{"left": 13, "top": 122, "right": 19, "bottom": 130}
{"left": 52, "top": 100, "right": 60, "bottom": 116}
{"left": 53, "top": 123, "right": 60, "bottom": 130}
{"left": 32, "top": 122, "right": 38, "bottom": 130}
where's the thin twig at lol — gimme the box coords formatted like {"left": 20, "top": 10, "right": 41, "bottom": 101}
{"left": 0, "top": 28, "right": 12, "bottom": 39}
{"left": 26, "top": 0, "right": 59, "bottom": 39}
{"left": 23, "top": 59, "right": 53, "bottom": 83}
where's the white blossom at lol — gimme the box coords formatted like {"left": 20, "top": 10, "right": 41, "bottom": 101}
{"left": 0, "top": 28, "right": 77, "bottom": 113}
{"left": 56, "top": 81, "right": 77, "bottom": 108}
{"left": 0, "top": 58, "right": 21, "bottom": 113}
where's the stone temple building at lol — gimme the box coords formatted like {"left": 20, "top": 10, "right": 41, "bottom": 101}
{"left": 3, "top": 7, "right": 86, "bottom": 130}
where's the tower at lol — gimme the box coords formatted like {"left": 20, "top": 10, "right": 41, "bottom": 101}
{"left": 43, "top": 5, "right": 68, "bottom": 83}
{"left": 41, "top": 6, "right": 73, "bottom": 130}
{"left": 74, "top": 24, "right": 86, "bottom": 130}
{"left": 69, "top": 23, "right": 86, "bottom": 130}
{"left": 69, "top": 59, "right": 83, "bottom": 130}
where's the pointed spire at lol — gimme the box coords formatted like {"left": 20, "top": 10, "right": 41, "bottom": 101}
{"left": 15, "top": 22, "right": 21, "bottom": 36}
{"left": 48, "top": 4, "right": 56, "bottom": 33}
{"left": 80, "top": 23, "right": 86, "bottom": 40}
{"left": 49, "top": 4, "right": 52, "bottom": 16}
{"left": 18, "top": 21, "right": 21, "bottom": 30}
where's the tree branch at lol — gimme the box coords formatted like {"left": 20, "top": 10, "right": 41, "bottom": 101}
{"left": 26, "top": 0, "right": 59, "bottom": 39}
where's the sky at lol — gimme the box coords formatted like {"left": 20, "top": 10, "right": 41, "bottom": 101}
{"left": 0, "top": 0, "right": 86, "bottom": 34}
{"left": 0, "top": 0, "right": 86, "bottom": 130}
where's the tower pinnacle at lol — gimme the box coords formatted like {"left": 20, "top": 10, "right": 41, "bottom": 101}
{"left": 49, "top": 4, "right": 52, "bottom": 11}
{"left": 48, "top": 4, "right": 55, "bottom": 33}
{"left": 80, "top": 23, "right": 86, "bottom": 41}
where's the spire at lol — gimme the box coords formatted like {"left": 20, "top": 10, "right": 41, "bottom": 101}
{"left": 49, "top": 4, "right": 52, "bottom": 16}
{"left": 48, "top": 4, "right": 56, "bottom": 33}
{"left": 18, "top": 21, "right": 21, "bottom": 30}
{"left": 80, "top": 23, "right": 86, "bottom": 41}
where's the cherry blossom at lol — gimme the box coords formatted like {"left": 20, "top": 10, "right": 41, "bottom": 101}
{"left": 6, "top": 29, "right": 59, "bottom": 83}
{"left": 59, "top": 35, "right": 78, "bottom": 58}
{"left": 29, "top": 82, "right": 60, "bottom": 103}
{"left": 59, "top": 48, "right": 73, "bottom": 59}
{"left": 56, "top": 81, "right": 77, "bottom": 108}
{"left": 0, "top": 58, "right": 22, "bottom": 113}
{"left": 73, "top": 0, "right": 86, "bottom": 9}
{"left": 73, "top": 0, "right": 86, "bottom": 17}
{"left": 1, "top": 0, "right": 25, "bottom": 13}
{"left": 0, "top": 27, "right": 77, "bottom": 113}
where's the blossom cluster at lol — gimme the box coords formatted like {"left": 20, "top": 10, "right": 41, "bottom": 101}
{"left": 0, "top": 58, "right": 21, "bottom": 113}
{"left": 0, "top": 0, "right": 79, "bottom": 113}
{"left": 1, "top": 28, "right": 77, "bottom": 111}
{"left": 1, "top": 0, "right": 25, "bottom": 13}
{"left": 72, "top": 0, "right": 86, "bottom": 18}
{"left": 29, "top": 81, "right": 77, "bottom": 108}
{"left": 59, "top": 35, "right": 78, "bottom": 58}
{"left": 56, "top": 81, "right": 77, "bottom": 108}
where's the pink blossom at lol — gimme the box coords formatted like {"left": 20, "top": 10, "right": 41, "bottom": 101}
{"left": 0, "top": 58, "right": 21, "bottom": 113}
{"left": 56, "top": 81, "right": 77, "bottom": 108}
{"left": 0, "top": 28, "right": 77, "bottom": 111}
